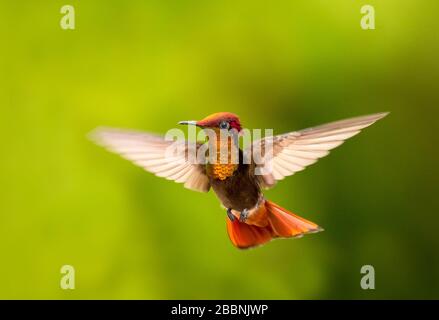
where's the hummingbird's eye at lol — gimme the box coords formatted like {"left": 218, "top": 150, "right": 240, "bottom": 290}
{"left": 219, "top": 121, "right": 230, "bottom": 130}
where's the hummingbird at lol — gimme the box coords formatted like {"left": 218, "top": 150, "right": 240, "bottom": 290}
{"left": 91, "top": 112, "right": 388, "bottom": 249}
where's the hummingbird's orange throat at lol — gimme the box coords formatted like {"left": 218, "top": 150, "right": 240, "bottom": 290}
{"left": 205, "top": 129, "right": 239, "bottom": 180}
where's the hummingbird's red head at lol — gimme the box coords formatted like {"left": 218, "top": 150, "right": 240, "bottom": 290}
{"left": 179, "top": 112, "right": 242, "bottom": 132}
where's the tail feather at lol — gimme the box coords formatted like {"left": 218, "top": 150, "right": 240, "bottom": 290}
{"left": 226, "top": 219, "right": 272, "bottom": 249}
{"left": 265, "top": 200, "right": 323, "bottom": 238}
{"left": 226, "top": 200, "right": 322, "bottom": 249}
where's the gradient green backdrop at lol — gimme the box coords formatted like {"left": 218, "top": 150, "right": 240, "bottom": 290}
{"left": 1, "top": 1, "right": 438, "bottom": 299}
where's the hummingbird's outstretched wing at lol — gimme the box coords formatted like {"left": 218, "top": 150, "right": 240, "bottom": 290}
{"left": 90, "top": 128, "right": 210, "bottom": 192}
{"left": 249, "top": 112, "right": 389, "bottom": 189}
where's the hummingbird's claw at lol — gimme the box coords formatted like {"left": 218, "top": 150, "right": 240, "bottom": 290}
{"left": 227, "top": 208, "right": 235, "bottom": 222}
{"left": 239, "top": 209, "right": 249, "bottom": 222}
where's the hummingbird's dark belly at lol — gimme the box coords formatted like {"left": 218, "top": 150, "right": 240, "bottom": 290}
{"left": 209, "top": 164, "right": 261, "bottom": 212}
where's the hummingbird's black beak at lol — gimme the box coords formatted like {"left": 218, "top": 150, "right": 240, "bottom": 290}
{"left": 178, "top": 120, "right": 199, "bottom": 126}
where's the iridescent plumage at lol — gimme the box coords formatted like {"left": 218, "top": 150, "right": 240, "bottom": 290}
{"left": 91, "top": 112, "right": 388, "bottom": 248}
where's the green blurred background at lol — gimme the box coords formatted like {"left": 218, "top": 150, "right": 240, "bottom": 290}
{"left": 0, "top": 0, "right": 438, "bottom": 299}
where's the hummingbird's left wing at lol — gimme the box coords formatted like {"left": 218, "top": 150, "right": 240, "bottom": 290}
{"left": 249, "top": 112, "right": 388, "bottom": 189}
{"left": 90, "top": 128, "right": 210, "bottom": 192}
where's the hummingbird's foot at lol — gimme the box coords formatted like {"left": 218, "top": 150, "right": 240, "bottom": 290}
{"left": 227, "top": 208, "right": 235, "bottom": 222}
{"left": 239, "top": 209, "right": 249, "bottom": 222}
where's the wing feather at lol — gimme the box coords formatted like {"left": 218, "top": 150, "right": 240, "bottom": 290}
{"left": 90, "top": 127, "right": 210, "bottom": 192}
{"left": 250, "top": 112, "right": 388, "bottom": 187}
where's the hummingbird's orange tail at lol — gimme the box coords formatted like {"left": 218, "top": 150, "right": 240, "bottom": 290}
{"left": 226, "top": 200, "right": 323, "bottom": 249}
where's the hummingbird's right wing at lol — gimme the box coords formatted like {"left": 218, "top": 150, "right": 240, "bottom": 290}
{"left": 248, "top": 113, "right": 388, "bottom": 189}
{"left": 90, "top": 127, "right": 210, "bottom": 192}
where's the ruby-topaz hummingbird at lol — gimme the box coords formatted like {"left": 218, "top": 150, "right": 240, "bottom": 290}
{"left": 91, "top": 112, "right": 388, "bottom": 249}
